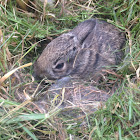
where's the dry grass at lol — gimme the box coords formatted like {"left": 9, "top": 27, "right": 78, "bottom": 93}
{"left": 0, "top": 0, "right": 140, "bottom": 139}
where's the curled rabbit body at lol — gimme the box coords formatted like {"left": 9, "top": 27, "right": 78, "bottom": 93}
{"left": 33, "top": 19, "right": 125, "bottom": 80}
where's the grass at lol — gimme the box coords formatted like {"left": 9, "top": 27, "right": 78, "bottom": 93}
{"left": 0, "top": 0, "right": 140, "bottom": 139}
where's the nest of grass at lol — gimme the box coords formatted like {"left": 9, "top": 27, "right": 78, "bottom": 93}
{"left": 0, "top": 0, "right": 140, "bottom": 139}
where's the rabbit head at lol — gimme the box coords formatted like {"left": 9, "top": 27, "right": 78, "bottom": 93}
{"left": 33, "top": 33, "right": 81, "bottom": 80}
{"left": 33, "top": 19, "right": 97, "bottom": 80}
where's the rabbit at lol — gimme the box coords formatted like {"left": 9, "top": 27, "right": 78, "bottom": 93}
{"left": 33, "top": 18, "right": 126, "bottom": 81}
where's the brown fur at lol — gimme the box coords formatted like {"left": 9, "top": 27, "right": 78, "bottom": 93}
{"left": 33, "top": 19, "right": 125, "bottom": 80}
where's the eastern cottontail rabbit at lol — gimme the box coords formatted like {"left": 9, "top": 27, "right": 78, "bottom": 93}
{"left": 33, "top": 18, "right": 125, "bottom": 80}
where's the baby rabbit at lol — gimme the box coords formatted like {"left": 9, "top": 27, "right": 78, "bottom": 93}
{"left": 33, "top": 18, "right": 125, "bottom": 80}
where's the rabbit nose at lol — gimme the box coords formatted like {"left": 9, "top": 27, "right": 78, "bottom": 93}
{"left": 32, "top": 62, "right": 42, "bottom": 81}
{"left": 32, "top": 71, "right": 41, "bottom": 81}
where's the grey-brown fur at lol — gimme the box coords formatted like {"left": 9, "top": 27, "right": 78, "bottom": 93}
{"left": 33, "top": 18, "right": 125, "bottom": 80}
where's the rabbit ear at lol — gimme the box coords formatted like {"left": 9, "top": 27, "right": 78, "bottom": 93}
{"left": 81, "top": 20, "right": 101, "bottom": 49}
{"left": 70, "top": 19, "right": 97, "bottom": 44}
{"left": 81, "top": 28, "right": 98, "bottom": 49}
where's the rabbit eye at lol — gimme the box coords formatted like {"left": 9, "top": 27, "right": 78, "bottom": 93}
{"left": 55, "top": 63, "right": 64, "bottom": 70}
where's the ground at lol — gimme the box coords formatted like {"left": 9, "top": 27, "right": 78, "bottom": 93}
{"left": 0, "top": 0, "right": 140, "bottom": 139}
